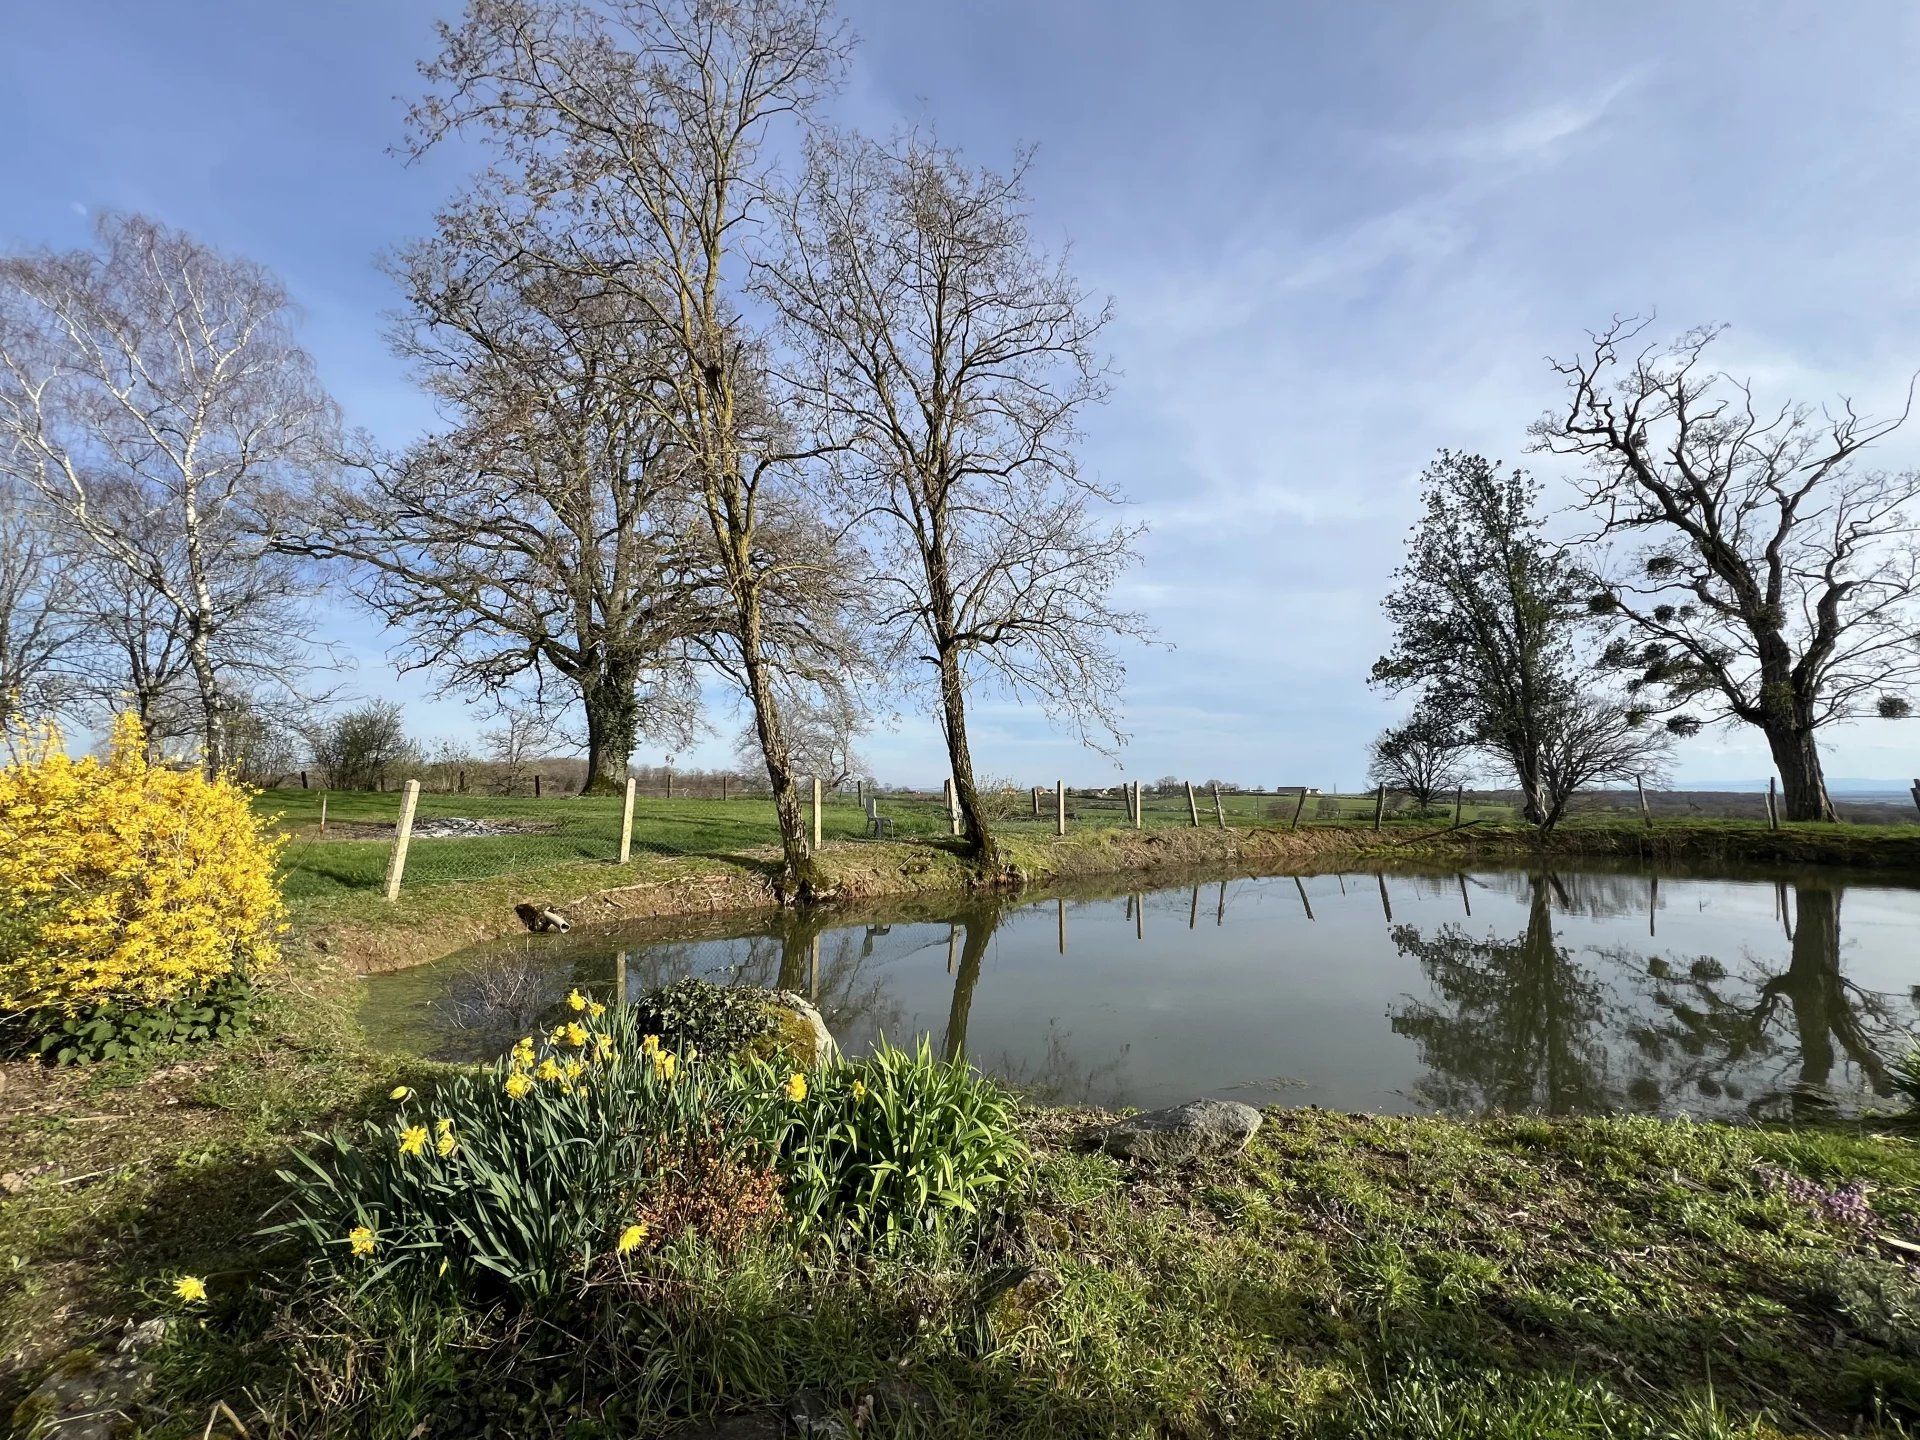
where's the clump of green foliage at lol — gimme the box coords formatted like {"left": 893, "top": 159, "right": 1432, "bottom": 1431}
{"left": 632, "top": 976, "right": 779, "bottom": 1059}
{"left": 1, "top": 972, "right": 258, "bottom": 1065}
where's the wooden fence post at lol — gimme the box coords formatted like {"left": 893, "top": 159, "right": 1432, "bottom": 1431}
{"left": 614, "top": 952, "right": 627, "bottom": 1012}
{"left": 1185, "top": 781, "right": 1200, "bottom": 826}
{"left": 1056, "top": 779, "right": 1066, "bottom": 836}
{"left": 299, "top": 769, "right": 309, "bottom": 789}
{"left": 813, "top": 776, "right": 823, "bottom": 850}
{"left": 721, "top": 774, "right": 729, "bottom": 801}
{"left": 1032, "top": 785, "right": 1041, "bottom": 817}
{"left": 1214, "top": 782, "right": 1226, "bottom": 829}
{"left": 383, "top": 780, "right": 421, "bottom": 903}
{"left": 619, "top": 776, "right": 636, "bottom": 864}
{"left": 1372, "top": 783, "right": 1386, "bottom": 832}
{"left": 945, "top": 777, "right": 960, "bottom": 837}
{"left": 1635, "top": 774, "right": 1652, "bottom": 829}
{"left": 1290, "top": 787, "right": 1307, "bottom": 830}
{"left": 1910, "top": 778, "right": 1920, "bottom": 817}
{"left": 1453, "top": 784, "right": 1464, "bottom": 826}
{"left": 458, "top": 767, "right": 467, "bottom": 795}
{"left": 1766, "top": 776, "right": 1780, "bottom": 830}
{"left": 666, "top": 767, "right": 674, "bottom": 800}
{"left": 533, "top": 773, "right": 542, "bottom": 799}
{"left": 319, "top": 793, "right": 328, "bottom": 836}
{"left": 1133, "top": 780, "right": 1143, "bottom": 830}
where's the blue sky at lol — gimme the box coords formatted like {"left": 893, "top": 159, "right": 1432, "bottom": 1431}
{"left": 6, "top": 2, "right": 1919, "bottom": 787}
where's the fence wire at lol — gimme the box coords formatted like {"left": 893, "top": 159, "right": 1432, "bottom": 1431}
{"left": 258, "top": 779, "right": 1920, "bottom": 900}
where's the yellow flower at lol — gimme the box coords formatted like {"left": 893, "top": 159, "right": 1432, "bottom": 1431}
{"left": 389, "top": 1085, "right": 412, "bottom": 1101}
{"left": 172, "top": 1274, "right": 207, "bottom": 1303}
{"left": 651, "top": 1050, "right": 678, "bottom": 1081}
{"left": 436, "top": 1128, "right": 458, "bottom": 1158}
{"left": 436, "top": 1116, "right": 454, "bottom": 1134}
{"left": 641, "top": 1033, "right": 661, "bottom": 1055}
{"left": 563, "top": 1021, "right": 588, "bottom": 1048}
{"left": 535, "top": 1058, "right": 564, "bottom": 1083}
{"left": 850, "top": 1080, "right": 867, "bottom": 1102}
{"left": 398, "top": 1124, "right": 429, "bottom": 1157}
{"left": 504, "top": 1072, "right": 533, "bottom": 1099}
{"left": 595, "top": 1033, "right": 615, "bottom": 1058}
{"left": 588, "top": 1000, "right": 607, "bottom": 1020}
{"left": 783, "top": 1072, "right": 808, "bottom": 1103}
{"left": 548, "top": 1024, "right": 567, "bottom": 1044}
{"left": 348, "top": 1225, "right": 376, "bottom": 1258}
{"left": 567, "top": 988, "right": 587, "bottom": 1012}
{"left": 617, "top": 1223, "right": 649, "bottom": 1254}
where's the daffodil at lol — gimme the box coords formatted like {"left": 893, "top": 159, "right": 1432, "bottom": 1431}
{"left": 562, "top": 1021, "right": 588, "bottom": 1048}
{"left": 641, "top": 1032, "right": 661, "bottom": 1055}
{"left": 535, "top": 1058, "right": 564, "bottom": 1083}
{"left": 388, "top": 1085, "right": 412, "bottom": 1101}
{"left": 504, "top": 1072, "right": 533, "bottom": 1100}
{"left": 398, "top": 1124, "right": 429, "bottom": 1157}
{"left": 563, "top": 1058, "right": 585, "bottom": 1082}
{"left": 348, "top": 1225, "right": 376, "bottom": 1258}
{"left": 784, "top": 1072, "right": 808, "bottom": 1103}
{"left": 437, "top": 1128, "right": 458, "bottom": 1158}
{"left": 567, "top": 988, "right": 587, "bottom": 1012}
{"left": 617, "top": 1223, "right": 649, "bottom": 1254}
{"left": 587, "top": 1000, "right": 607, "bottom": 1020}
{"left": 172, "top": 1274, "right": 207, "bottom": 1303}
{"left": 850, "top": 1080, "right": 867, "bottom": 1102}
{"left": 652, "top": 1050, "right": 678, "bottom": 1081}
{"left": 594, "top": 1033, "right": 614, "bottom": 1058}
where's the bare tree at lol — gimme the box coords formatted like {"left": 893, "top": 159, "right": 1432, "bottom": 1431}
{"left": 0, "top": 213, "right": 339, "bottom": 774}
{"left": 1535, "top": 691, "right": 1671, "bottom": 830}
{"left": 0, "top": 478, "right": 78, "bottom": 728}
{"left": 63, "top": 549, "right": 200, "bottom": 754}
{"left": 1533, "top": 320, "right": 1920, "bottom": 821}
{"left": 768, "top": 131, "right": 1144, "bottom": 869}
{"left": 1367, "top": 707, "right": 1473, "bottom": 810}
{"left": 407, "top": 0, "right": 859, "bottom": 897}
{"left": 302, "top": 218, "right": 699, "bottom": 793}
{"left": 307, "top": 700, "right": 422, "bottom": 792}
{"left": 482, "top": 706, "right": 559, "bottom": 794}
{"left": 732, "top": 680, "right": 866, "bottom": 790}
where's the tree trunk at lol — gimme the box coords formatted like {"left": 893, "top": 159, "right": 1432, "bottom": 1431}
{"left": 936, "top": 644, "right": 1000, "bottom": 871}
{"left": 739, "top": 623, "right": 821, "bottom": 903}
{"left": 1765, "top": 723, "right": 1836, "bottom": 822}
{"left": 941, "top": 911, "right": 993, "bottom": 1061}
{"left": 579, "top": 662, "right": 640, "bottom": 795}
{"left": 185, "top": 621, "right": 226, "bottom": 777}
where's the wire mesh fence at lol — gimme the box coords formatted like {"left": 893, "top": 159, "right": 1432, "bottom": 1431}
{"left": 257, "top": 775, "right": 1920, "bottom": 901}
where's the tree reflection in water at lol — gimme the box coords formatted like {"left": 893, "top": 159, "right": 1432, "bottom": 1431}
{"left": 1390, "top": 874, "right": 1912, "bottom": 1119}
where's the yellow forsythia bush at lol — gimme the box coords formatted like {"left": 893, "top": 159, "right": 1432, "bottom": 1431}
{"left": 0, "top": 714, "right": 285, "bottom": 1014}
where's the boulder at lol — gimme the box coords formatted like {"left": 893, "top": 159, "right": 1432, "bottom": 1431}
{"left": 766, "top": 990, "right": 837, "bottom": 1067}
{"left": 1099, "top": 1098, "right": 1261, "bottom": 1164}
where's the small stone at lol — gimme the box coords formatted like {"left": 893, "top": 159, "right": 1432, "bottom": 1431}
{"left": 767, "top": 991, "right": 837, "bottom": 1067}
{"left": 785, "top": 1389, "right": 852, "bottom": 1439}
{"left": 1099, "top": 1098, "right": 1262, "bottom": 1164}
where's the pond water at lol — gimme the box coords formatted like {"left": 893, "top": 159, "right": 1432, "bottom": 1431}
{"left": 361, "top": 863, "right": 1920, "bottom": 1121}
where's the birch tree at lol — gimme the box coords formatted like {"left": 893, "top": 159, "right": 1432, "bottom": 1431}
{"left": 0, "top": 213, "right": 338, "bottom": 773}
{"left": 407, "top": 0, "right": 859, "bottom": 897}
{"left": 768, "top": 132, "right": 1144, "bottom": 869}
{"left": 1532, "top": 320, "right": 1920, "bottom": 821}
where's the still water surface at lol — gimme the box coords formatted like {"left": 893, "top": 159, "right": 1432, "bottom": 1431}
{"left": 362, "top": 864, "right": 1920, "bottom": 1120}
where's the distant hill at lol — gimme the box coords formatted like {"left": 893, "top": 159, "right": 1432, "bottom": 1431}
{"left": 1678, "top": 777, "right": 1915, "bottom": 797}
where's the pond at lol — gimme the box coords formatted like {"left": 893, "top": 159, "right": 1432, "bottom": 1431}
{"left": 361, "top": 862, "right": 1920, "bottom": 1121}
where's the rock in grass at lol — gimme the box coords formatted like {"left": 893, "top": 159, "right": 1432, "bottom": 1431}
{"left": 766, "top": 990, "right": 837, "bottom": 1067}
{"left": 1100, "top": 1098, "right": 1261, "bottom": 1164}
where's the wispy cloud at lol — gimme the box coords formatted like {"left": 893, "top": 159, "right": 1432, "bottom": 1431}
{"left": 1382, "top": 69, "right": 1648, "bottom": 166}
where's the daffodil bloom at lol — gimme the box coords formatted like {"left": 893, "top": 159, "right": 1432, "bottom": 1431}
{"left": 567, "top": 988, "right": 587, "bottom": 1012}
{"left": 436, "top": 1116, "right": 454, "bottom": 1134}
{"left": 587, "top": 1000, "right": 607, "bottom": 1020}
{"left": 641, "top": 1033, "right": 661, "bottom": 1055}
{"left": 437, "top": 1128, "right": 458, "bottom": 1158}
{"left": 535, "top": 1058, "right": 564, "bottom": 1082}
{"left": 348, "top": 1225, "right": 376, "bottom": 1258}
{"left": 617, "top": 1223, "right": 648, "bottom": 1254}
{"left": 173, "top": 1274, "right": 208, "bottom": 1303}
{"left": 504, "top": 1072, "right": 533, "bottom": 1099}
{"left": 652, "top": 1050, "right": 678, "bottom": 1081}
{"left": 389, "top": 1085, "right": 412, "bottom": 1101}
{"left": 595, "top": 1034, "right": 615, "bottom": 1058}
{"left": 563, "top": 1058, "right": 585, "bottom": 1081}
{"left": 548, "top": 1024, "right": 567, "bottom": 1044}
{"left": 784, "top": 1072, "right": 808, "bottom": 1103}
{"left": 850, "top": 1080, "right": 867, "bottom": 1102}
{"left": 563, "top": 1021, "right": 588, "bottom": 1048}
{"left": 398, "top": 1124, "right": 429, "bottom": 1156}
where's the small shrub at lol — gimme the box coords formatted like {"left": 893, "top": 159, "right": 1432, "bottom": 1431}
{"left": 745, "top": 1038, "right": 1026, "bottom": 1251}
{"left": 632, "top": 977, "right": 779, "bottom": 1060}
{"left": 2, "top": 971, "right": 257, "bottom": 1064}
{"left": 0, "top": 714, "right": 285, "bottom": 1017}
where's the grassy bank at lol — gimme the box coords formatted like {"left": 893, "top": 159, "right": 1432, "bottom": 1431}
{"left": 288, "top": 815, "right": 1920, "bottom": 977}
{"left": 7, "top": 954, "right": 1920, "bottom": 1437}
